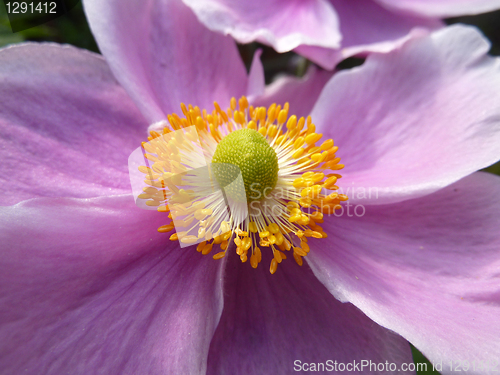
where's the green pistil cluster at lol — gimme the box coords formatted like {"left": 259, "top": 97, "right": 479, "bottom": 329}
{"left": 212, "top": 129, "right": 279, "bottom": 202}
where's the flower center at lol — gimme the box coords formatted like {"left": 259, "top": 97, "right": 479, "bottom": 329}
{"left": 212, "top": 128, "right": 279, "bottom": 202}
{"left": 134, "top": 96, "right": 347, "bottom": 274}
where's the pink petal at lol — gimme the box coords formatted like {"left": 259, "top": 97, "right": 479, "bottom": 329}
{"left": 329, "top": 0, "right": 442, "bottom": 62}
{"left": 207, "top": 251, "right": 413, "bottom": 374}
{"left": 183, "top": 0, "right": 341, "bottom": 52}
{"left": 0, "top": 196, "right": 224, "bottom": 375}
{"left": 251, "top": 66, "right": 333, "bottom": 119}
{"left": 83, "top": 0, "right": 247, "bottom": 123}
{"left": 307, "top": 172, "right": 500, "bottom": 371}
{"left": 375, "top": 0, "right": 500, "bottom": 17}
{"left": 312, "top": 25, "right": 500, "bottom": 205}
{"left": 246, "top": 49, "right": 265, "bottom": 99}
{"left": 0, "top": 44, "right": 148, "bottom": 206}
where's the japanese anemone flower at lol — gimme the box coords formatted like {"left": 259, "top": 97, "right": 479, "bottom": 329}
{"left": 182, "top": 0, "right": 500, "bottom": 69}
{"left": 0, "top": 0, "right": 500, "bottom": 374}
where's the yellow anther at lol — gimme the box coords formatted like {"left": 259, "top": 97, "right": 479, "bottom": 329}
{"left": 301, "top": 187, "right": 312, "bottom": 198}
{"left": 293, "top": 178, "right": 307, "bottom": 189}
{"left": 293, "top": 247, "right": 307, "bottom": 257}
{"left": 293, "top": 252, "right": 303, "bottom": 266}
{"left": 286, "top": 115, "right": 297, "bottom": 130}
{"left": 268, "top": 223, "right": 280, "bottom": 234}
{"left": 267, "top": 103, "right": 277, "bottom": 122}
{"left": 239, "top": 96, "right": 249, "bottom": 111}
{"left": 234, "top": 110, "right": 245, "bottom": 125}
{"left": 324, "top": 176, "right": 338, "bottom": 188}
{"left": 289, "top": 214, "right": 301, "bottom": 222}
{"left": 202, "top": 243, "right": 213, "bottom": 255}
{"left": 275, "top": 232, "right": 284, "bottom": 245}
{"left": 230, "top": 97, "right": 237, "bottom": 110}
{"left": 300, "top": 242, "right": 309, "bottom": 254}
{"left": 277, "top": 109, "right": 288, "bottom": 124}
{"left": 268, "top": 125, "right": 278, "bottom": 138}
{"left": 197, "top": 241, "right": 206, "bottom": 252}
{"left": 297, "top": 116, "right": 305, "bottom": 130}
{"left": 213, "top": 252, "right": 226, "bottom": 260}
{"left": 248, "top": 120, "right": 257, "bottom": 130}
{"left": 274, "top": 250, "right": 283, "bottom": 263}
{"left": 220, "top": 240, "right": 228, "bottom": 250}
{"left": 258, "top": 127, "right": 267, "bottom": 136}
{"left": 305, "top": 132, "right": 322, "bottom": 145}
{"left": 299, "top": 197, "right": 312, "bottom": 208}
{"left": 311, "top": 172, "right": 325, "bottom": 183}
{"left": 180, "top": 235, "right": 198, "bottom": 244}
{"left": 255, "top": 247, "right": 262, "bottom": 262}
{"left": 157, "top": 223, "right": 175, "bottom": 233}
{"left": 242, "top": 237, "right": 252, "bottom": 251}
{"left": 310, "top": 185, "right": 322, "bottom": 198}
{"left": 249, "top": 221, "right": 258, "bottom": 233}
{"left": 320, "top": 139, "right": 334, "bottom": 151}
{"left": 292, "top": 148, "right": 305, "bottom": 159}
{"left": 310, "top": 211, "right": 323, "bottom": 221}
{"left": 294, "top": 137, "right": 305, "bottom": 149}
{"left": 257, "top": 107, "right": 267, "bottom": 121}
{"left": 259, "top": 231, "right": 270, "bottom": 238}
{"left": 270, "top": 259, "right": 278, "bottom": 274}
{"left": 250, "top": 254, "right": 258, "bottom": 269}
{"left": 276, "top": 134, "right": 286, "bottom": 145}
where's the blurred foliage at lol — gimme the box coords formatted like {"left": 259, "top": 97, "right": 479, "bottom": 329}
{"left": 0, "top": 2, "right": 98, "bottom": 51}
{"left": 0, "top": 3, "right": 499, "bottom": 373}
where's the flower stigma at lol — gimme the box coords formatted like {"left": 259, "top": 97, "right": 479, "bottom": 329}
{"left": 135, "top": 96, "right": 347, "bottom": 274}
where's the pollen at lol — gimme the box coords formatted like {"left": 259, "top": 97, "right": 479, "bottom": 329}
{"left": 136, "top": 96, "right": 346, "bottom": 274}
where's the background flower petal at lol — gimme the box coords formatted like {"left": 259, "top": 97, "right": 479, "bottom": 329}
{"left": 0, "top": 195, "right": 225, "bottom": 375}
{"left": 83, "top": 0, "right": 248, "bottom": 123}
{"left": 312, "top": 25, "right": 500, "bottom": 204}
{"left": 329, "top": 0, "right": 442, "bottom": 63}
{"left": 207, "top": 251, "right": 414, "bottom": 375}
{"left": 374, "top": 0, "right": 500, "bottom": 17}
{"left": 308, "top": 172, "right": 500, "bottom": 373}
{"left": 247, "top": 49, "right": 265, "bottom": 99}
{"left": 251, "top": 66, "right": 333, "bottom": 119}
{"left": 183, "top": 0, "right": 341, "bottom": 53}
{"left": 0, "top": 44, "right": 148, "bottom": 206}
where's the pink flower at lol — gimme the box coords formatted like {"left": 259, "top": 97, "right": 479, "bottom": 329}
{"left": 183, "top": 0, "right": 500, "bottom": 69}
{"left": 0, "top": 1, "right": 499, "bottom": 374}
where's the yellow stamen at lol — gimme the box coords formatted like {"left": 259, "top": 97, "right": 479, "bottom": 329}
{"left": 136, "top": 96, "right": 345, "bottom": 274}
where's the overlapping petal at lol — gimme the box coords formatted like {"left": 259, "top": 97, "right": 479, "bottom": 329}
{"left": 183, "top": 0, "right": 341, "bottom": 54}
{"left": 375, "top": 0, "right": 500, "bottom": 17}
{"left": 0, "top": 196, "right": 225, "bottom": 375}
{"left": 207, "top": 251, "right": 413, "bottom": 375}
{"left": 311, "top": 25, "right": 500, "bottom": 204}
{"left": 83, "top": 0, "right": 248, "bottom": 123}
{"left": 307, "top": 172, "right": 500, "bottom": 374}
{"left": 329, "top": 0, "right": 441, "bottom": 63}
{"left": 0, "top": 44, "right": 148, "bottom": 206}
